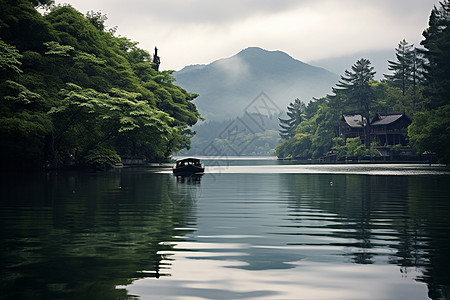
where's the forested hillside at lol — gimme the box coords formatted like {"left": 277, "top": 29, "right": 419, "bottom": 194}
{"left": 0, "top": 0, "right": 201, "bottom": 170}
{"left": 276, "top": 1, "right": 450, "bottom": 164}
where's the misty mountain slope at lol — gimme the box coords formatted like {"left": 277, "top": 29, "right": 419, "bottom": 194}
{"left": 174, "top": 47, "right": 339, "bottom": 120}
{"left": 308, "top": 49, "right": 395, "bottom": 81}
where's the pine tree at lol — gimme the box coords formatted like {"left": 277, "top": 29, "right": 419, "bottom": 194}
{"left": 408, "top": 0, "right": 450, "bottom": 165}
{"left": 334, "top": 58, "right": 376, "bottom": 148}
{"left": 385, "top": 39, "right": 418, "bottom": 95}
{"left": 411, "top": 48, "right": 424, "bottom": 94}
{"left": 420, "top": 0, "right": 450, "bottom": 109}
{"left": 279, "top": 98, "right": 305, "bottom": 139}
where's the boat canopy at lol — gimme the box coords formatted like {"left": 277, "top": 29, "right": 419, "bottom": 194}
{"left": 175, "top": 158, "right": 202, "bottom": 167}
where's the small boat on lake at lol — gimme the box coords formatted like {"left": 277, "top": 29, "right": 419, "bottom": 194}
{"left": 172, "top": 157, "right": 205, "bottom": 176}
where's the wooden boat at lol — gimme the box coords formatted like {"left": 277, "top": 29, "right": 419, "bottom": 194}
{"left": 172, "top": 157, "right": 205, "bottom": 176}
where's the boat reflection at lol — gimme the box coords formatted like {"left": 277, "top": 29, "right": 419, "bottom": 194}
{"left": 174, "top": 173, "right": 203, "bottom": 184}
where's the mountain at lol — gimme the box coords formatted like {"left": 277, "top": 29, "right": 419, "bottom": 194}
{"left": 174, "top": 47, "right": 339, "bottom": 121}
{"left": 308, "top": 49, "right": 396, "bottom": 81}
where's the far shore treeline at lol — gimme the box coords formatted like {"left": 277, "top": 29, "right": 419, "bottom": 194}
{"left": 275, "top": 1, "right": 450, "bottom": 164}
{"left": 0, "top": 0, "right": 201, "bottom": 170}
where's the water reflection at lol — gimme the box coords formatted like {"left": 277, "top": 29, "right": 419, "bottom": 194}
{"left": 127, "top": 172, "right": 450, "bottom": 300}
{"left": 1, "top": 165, "right": 450, "bottom": 300}
{"left": 279, "top": 174, "right": 450, "bottom": 298}
{"left": 0, "top": 169, "right": 199, "bottom": 299}
{"left": 174, "top": 174, "right": 203, "bottom": 184}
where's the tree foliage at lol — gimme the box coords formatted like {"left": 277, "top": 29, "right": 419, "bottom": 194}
{"left": 333, "top": 58, "right": 376, "bottom": 148}
{"left": 385, "top": 39, "right": 424, "bottom": 96}
{"left": 276, "top": 3, "right": 450, "bottom": 164}
{"left": 332, "top": 137, "right": 378, "bottom": 160}
{"left": 408, "top": 0, "right": 450, "bottom": 164}
{"left": 408, "top": 105, "right": 450, "bottom": 163}
{"left": 86, "top": 10, "right": 108, "bottom": 31}
{"left": 275, "top": 4, "right": 450, "bottom": 163}
{"left": 420, "top": 0, "right": 450, "bottom": 110}
{"left": 0, "top": 1, "right": 201, "bottom": 170}
{"left": 276, "top": 99, "right": 338, "bottom": 160}
{"left": 278, "top": 98, "right": 306, "bottom": 139}
{"left": 276, "top": 52, "right": 432, "bottom": 161}
{"left": 0, "top": 39, "right": 23, "bottom": 75}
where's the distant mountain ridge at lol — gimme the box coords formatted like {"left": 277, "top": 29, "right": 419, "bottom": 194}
{"left": 308, "top": 49, "right": 395, "bottom": 81}
{"left": 174, "top": 47, "right": 339, "bottom": 121}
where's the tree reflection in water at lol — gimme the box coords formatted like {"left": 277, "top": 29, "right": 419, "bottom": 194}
{"left": 281, "top": 174, "right": 450, "bottom": 299}
{"left": 1, "top": 169, "right": 450, "bottom": 300}
{"left": 0, "top": 169, "right": 200, "bottom": 299}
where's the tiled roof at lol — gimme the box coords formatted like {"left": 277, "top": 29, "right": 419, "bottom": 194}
{"left": 343, "top": 115, "right": 366, "bottom": 128}
{"left": 343, "top": 114, "right": 407, "bottom": 127}
{"left": 371, "top": 114, "right": 404, "bottom": 126}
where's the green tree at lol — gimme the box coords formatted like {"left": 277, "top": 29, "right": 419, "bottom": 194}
{"left": 275, "top": 132, "right": 313, "bottom": 159}
{"left": 407, "top": 0, "right": 450, "bottom": 164}
{"left": 279, "top": 98, "right": 306, "bottom": 139}
{"left": 0, "top": 0, "right": 53, "bottom": 51}
{"left": 420, "top": 0, "right": 450, "bottom": 109}
{"left": 86, "top": 10, "right": 108, "bottom": 31}
{"left": 408, "top": 105, "right": 450, "bottom": 164}
{"left": 275, "top": 97, "right": 338, "bottom": 160}
{"left": 0, "top": 39, "right": 23, "bottom": 76}
{"left": 0, "top": 40, "right": 52, "bottom": 169}
{"left": 385, "top": 39, "right": 423, "bottom": 96}
{"left": 48, "top": 83, "right": 175, "bottom": 167}
{"left": 333, "top": 137, "right": 378, "bottom": 160}
{"left": 44, "top": 41, "right": 74, "bottom": 56}
{"left": 0, "top": 2, "right": 201, "bottom": 169}
{"left": 334, "top": 58, "right": 376, "bottom": 148}
{"left": 410, "top": 47, "right": 424, "bottom": 98}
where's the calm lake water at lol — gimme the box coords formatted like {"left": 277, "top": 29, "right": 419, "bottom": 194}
{"left": 1, "top": 159, "right": 450, "bottom": 300}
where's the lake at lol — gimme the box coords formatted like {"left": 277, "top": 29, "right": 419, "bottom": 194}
{"left": 1, "top": 159, "right": 450, "bottom": 299}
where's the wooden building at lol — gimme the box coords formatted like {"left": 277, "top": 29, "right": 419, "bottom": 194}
{"left": 370, "top": 114, "right": 411, "bottom": 146}
{"left": 340, "top": 113, "right": 411, "bottom": 146}
{"left": 340, "top": 115, "right": 367, "bottom": 141}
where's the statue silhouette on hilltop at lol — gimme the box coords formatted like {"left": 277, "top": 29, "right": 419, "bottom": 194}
{"left": 152, "top": 46, "right": 160, "bottom": 71}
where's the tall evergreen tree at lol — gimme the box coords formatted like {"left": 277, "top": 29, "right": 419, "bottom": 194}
{"left": 409, "top": 0, "right": 450, "bottom": 165}
{"left": 334, "top": 58, "right": 376, "bottom": 148}
{"left": 411, "top": 48, "right": 424, "bottom": 93}
{"left": 384, "top": 39, "right": 423, "bottom": 95}
{"left": 278, "top": 98, "right": 305, "bottom": 139}
{"left": 420, "top": 0, "right": 450, "bottom": 109}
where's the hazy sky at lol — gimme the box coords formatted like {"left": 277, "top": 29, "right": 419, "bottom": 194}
{"left": 53, "top": 0, "right": 440, "bottom": 71}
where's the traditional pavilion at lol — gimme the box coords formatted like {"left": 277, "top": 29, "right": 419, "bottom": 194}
{"left": 340, "top": 113, "right": 412, "bottom": 146}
